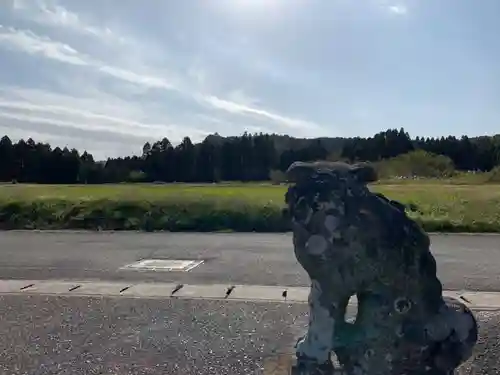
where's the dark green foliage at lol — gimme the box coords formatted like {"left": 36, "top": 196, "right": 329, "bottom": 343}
{"left": 342, "top": 129, "right": 500, "bottom": 172}
{"left": 0, "top": 128, "right": 499, "bottom": 185}
{"left": 0, "top": 199, "right": 289, "bottom": 232}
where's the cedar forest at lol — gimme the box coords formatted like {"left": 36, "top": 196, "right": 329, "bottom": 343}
{"left": 0, "top": 128, "right": 499, "bottom": 184}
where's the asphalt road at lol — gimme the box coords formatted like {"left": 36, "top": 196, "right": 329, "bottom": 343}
{"left": 0, "top": 231, "right": 499, "bottom": 291}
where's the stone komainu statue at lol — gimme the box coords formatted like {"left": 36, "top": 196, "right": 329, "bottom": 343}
{"left": 285, "top": 161, "right": 478, "bottom": 375}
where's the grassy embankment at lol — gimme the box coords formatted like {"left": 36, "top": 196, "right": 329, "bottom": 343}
{"left": 0, "top": 180, "right": 499, "bottom": 233}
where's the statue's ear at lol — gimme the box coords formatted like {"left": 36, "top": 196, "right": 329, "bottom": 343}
{"left": 286, "top": 161, "right": 316, "bottom": 183}
{"left": 350, "top": 162, "right": 378, "bottom": 183}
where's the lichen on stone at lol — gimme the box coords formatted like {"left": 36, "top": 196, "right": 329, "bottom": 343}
{"left": 286, "top": 161, "right": 478, "bottom": 375}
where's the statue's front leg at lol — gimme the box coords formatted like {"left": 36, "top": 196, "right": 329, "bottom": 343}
{"left": 296, "top": 279, "right": 334, "bottom": 365}
{"left": 295, "top": 278, "right": 350, "bottom": 374}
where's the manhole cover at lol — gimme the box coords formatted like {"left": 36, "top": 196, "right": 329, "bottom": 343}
{"left": 120, "top": 259, "right": 204, "bottom": 272}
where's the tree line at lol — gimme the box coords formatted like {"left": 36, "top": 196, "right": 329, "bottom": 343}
{"left": 0, "top": 128, "right": 499, "bottom": 184}
{"left": 341, "top": 128, "right": 500, "bottom": 172}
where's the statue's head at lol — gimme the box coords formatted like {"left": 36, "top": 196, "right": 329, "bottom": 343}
{"left": 286, "top": 161, "right": 377, "bottom": 186}
{"left": 285, "top": 161, "right": 378, "bottom": 230}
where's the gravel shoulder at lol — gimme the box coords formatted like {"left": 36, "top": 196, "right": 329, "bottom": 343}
{"left": 0, "top": 295, "right": 499, "bottom": 375}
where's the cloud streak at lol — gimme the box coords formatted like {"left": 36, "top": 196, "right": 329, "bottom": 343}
{"left": 0, "top": 26, "right": 90, "bottom": 65}
{"left": 203, "top": 95, "right": 322, "bottom": 131}
{"left": 97, "top": 66, "right": 177, "bottom": 91}
{"left": 0, "top": 24, "right": 320, "bottom": 133}
{"left": 0, "top": 88, "right": 210, "bottom": 160}
{"left": 0, "top": 0, "right": 330, "bottom": 157}
{"left": 10, "top": 0, "right": 128, "bottom": 44}
{"left": 0, "top": 26, "right": 178, "bottom": 90}
{"left": 0, "top": 87, "right": 209, "bottom": 140}
{"left": 0, "top": 100, "right": 196, "bottom": 135}
{"left": 388, "top": 5, "right": 408, "bottom": 14}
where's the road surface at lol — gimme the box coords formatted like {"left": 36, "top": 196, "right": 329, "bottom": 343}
{"left": 0, "top": 231, "right": 499, "bottom": 291}
{"left": 0, "top": 231, "right": 499, "bottom": 374}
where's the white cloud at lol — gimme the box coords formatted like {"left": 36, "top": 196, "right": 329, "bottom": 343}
{"left": 0, "top": 86, "right": 145, "bottom": 119}
{"left": 387, "top": 4, "right": 408, "bottom": 15}
{"left": 0, "top": 122, "right": 147, "bottom": 160}
{"left": 0, "top": 111, "right": 150, "bottom": 138}
{"left": 193, "top": 113, "right": 275, "bottom": 136}
{"left": 203, "top": 95, "right": 322, "bottom": 131}
{"left": 0, "top": 25, "right": 324, "bottom": 135}
{"left": 0, "top": 86, "right": 209, "bottom": 156}
{"left": 0, "top": 100, "right": 185, "bottom": 135}
{"left": 10, "top": 0, "right": 127, "bottom": 44}
{"left": 226, "top": 89, "right": 260, "bottom": 107}
{"left": 0, "top": 26, "right": 91, "bottom": 65}
{"left": 374, "top": 0, "right": 409, "bottom": 15}
{"left": 0, "top": 26, "right": 179, "bottom": 91}
{"left": 7, "top": 1, "right": 323, "bottom": 132}
{"left": 0, "top": 1, "right": 328, "bottom": 155}
{"left": 97, "top": 66, "right": 177, "bottom": 91}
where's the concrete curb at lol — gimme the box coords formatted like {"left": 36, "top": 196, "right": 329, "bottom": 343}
{"left": 1, "top": 279, "right": 500, "bottom": 310}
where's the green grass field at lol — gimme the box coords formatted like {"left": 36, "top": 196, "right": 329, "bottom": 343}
{"left": 0, "top": 181, "right": 499, "bottom": 232}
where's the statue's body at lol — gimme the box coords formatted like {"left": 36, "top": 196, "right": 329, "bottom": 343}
{"left": 285, "top": 161, "right": 478, "bottom": 375}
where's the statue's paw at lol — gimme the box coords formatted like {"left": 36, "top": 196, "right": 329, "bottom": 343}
{"left": 443, "top": 297, "right": 478, "bottom": 349}
{"left": 294, "top": 355, "right": 334, "bottom": 375}
{"left": 425, "top": 297, "right": 479, "bottom": 373}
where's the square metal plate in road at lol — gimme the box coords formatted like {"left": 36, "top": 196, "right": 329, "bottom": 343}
{"left": 120, "top": 259, "right": 204, "bottom": 272}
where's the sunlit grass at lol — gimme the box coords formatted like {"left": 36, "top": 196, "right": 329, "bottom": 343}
{"left": 0, "top": 181, "right": 499, "bottom": 232}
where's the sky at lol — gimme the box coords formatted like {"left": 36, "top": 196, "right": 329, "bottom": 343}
{"left": 0, "top": 0, "right": 499, "bottom": 159}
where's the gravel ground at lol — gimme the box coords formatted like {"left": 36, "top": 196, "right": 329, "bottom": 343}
{"left": 458, "top": 311, "right": 500, "bottom": 375}
{"left": 0, "top": 295, "right": 310, "bottom": 375}
{"left": 0, "top": 295, "right": 498, "bottom": 375}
